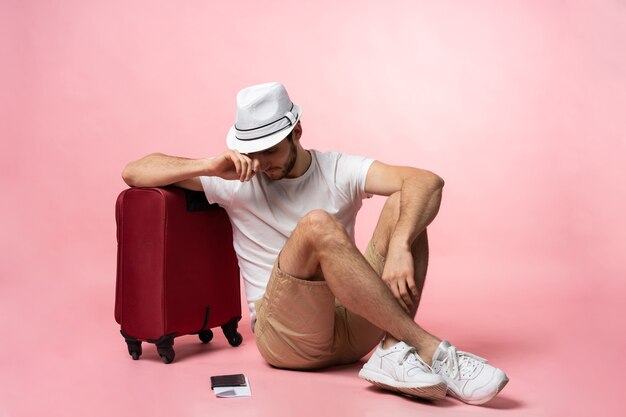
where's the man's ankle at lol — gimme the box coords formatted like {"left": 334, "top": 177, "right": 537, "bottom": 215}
{"left": 381, "top": 336, "right": 399, "bottom": 350}
{"left": 417, "top": 339, "right": 441, "bottom": 366}
{"left": 381, "top": 335, "right": 442, "bottom": 365}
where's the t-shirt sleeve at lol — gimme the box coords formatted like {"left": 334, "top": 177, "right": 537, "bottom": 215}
{"left": 334, "top": 153, "right": 375, "bottom": 202}
{"left": 199, "top": 175, "right": 235, "bottom": 208}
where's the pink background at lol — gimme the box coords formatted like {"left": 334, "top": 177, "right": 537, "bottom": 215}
{"left": 1, "top": 1, "right": 625, "bottom": 416}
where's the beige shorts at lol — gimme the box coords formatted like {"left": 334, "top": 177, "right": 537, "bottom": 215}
{"left": 254, "top": 241, "right": 386, "bottom": 370}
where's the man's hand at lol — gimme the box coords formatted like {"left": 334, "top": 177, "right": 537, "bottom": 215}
{"left": 209, "top": 150, "right": 261, "bottom": 182}
{"left": 381, "top": 241, "right": 418, "bottom": 314}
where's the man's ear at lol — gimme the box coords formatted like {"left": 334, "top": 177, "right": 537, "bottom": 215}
{"left": 293, "top": 121, "right": 303, "bottom": 141}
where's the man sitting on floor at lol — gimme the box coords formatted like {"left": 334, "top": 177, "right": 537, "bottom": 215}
{"left": 122, "top": 82, "right": 508, "bottom": 405}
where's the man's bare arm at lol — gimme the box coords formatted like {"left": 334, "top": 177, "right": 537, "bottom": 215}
{"left": 365, "top": 161, "right": 444, "bottom": 239}
{"left": 365, "top": 161, "right": 444, "bottom": 311}
{"left": 121, "top": 151, "right": 261, "bottom": 190}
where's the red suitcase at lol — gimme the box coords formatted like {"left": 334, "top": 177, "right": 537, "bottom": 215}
{"left": 115, "top": 187, "right": 242, "bottom": 364}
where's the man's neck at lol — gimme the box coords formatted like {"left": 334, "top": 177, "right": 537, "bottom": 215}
{"left": 286, "top": 147, "right": 312, "bottom": 178}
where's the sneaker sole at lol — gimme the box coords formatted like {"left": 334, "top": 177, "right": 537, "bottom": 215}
{"left": 359, "top": 369, "right": 447, "bottom": 401}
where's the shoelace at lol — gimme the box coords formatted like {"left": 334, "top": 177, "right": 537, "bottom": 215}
{"left": 441, "top": 346, "right": 487, "bottom": 379}
{"left": 398, "top": 346, "right": 433, "bottom": 371}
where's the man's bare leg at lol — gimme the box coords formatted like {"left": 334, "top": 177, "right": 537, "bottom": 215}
{"left": 359, "top": 193, "right": 510, "bottom": 405}
{"left": 278, "top": 205, "right": 441, "bottom": 363}
{"left": 368, "top": 192, "right": 431, "bottom": 351}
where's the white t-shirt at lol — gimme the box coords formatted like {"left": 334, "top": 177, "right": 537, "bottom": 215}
{"left": 200, "top": 150, "right": 374, "bottom": 321}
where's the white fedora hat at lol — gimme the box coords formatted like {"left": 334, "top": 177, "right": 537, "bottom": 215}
{"left": 226, "top": 82, "right": 302, "bottom": 153}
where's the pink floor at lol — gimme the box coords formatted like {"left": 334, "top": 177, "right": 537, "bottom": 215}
{"left": 1, "top": 219, "right": 622, "bottom": 417}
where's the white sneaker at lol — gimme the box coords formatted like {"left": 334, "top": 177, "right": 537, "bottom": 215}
{"left": 359, "top": 341, "right": 447, "bottom": 400}
{"left": 431, "top": 340, "right": 509, "bottom": 405}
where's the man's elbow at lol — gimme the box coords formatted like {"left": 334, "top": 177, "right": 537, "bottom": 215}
{"left": 121, "top": 164, "right": 138, "bottom": 187}
{"left": 121, "top": 153, "right": 162, "bottom": 187}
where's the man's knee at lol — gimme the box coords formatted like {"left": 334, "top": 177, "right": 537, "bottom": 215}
{"left": 383, "top": 191, "right": 401, "bottom": 217}
{"left": 299, "top": 210, "right": 349, "bottom": 246}
{"left": 369, "top": 192, "right": 402, "bottom": 256}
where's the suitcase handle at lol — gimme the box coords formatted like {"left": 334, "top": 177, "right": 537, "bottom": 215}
{"left": 183, "top": 189, "right": 220, "bottom": 212}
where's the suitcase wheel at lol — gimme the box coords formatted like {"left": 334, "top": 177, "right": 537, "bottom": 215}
{"left": 155, "top": 336, "right": 176, "bottom": 364}
{"left": 227, "top": 332, "right": 243, "bottom": 347}
{"left": 222, "top": 317, "right": 243, "bottom": 347}
{"left": 158, "top": 347, "right": 175, "bottom": 364}
{"left": 126, "top": 340, "right": 142, "bottom": 360}
{"left": 199, "top": 329, "right": 213, "bottom": 344}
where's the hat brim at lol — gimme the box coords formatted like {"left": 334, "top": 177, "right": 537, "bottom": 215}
{"left": 226, "top": 105, "right": 302, "bottom": 154}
